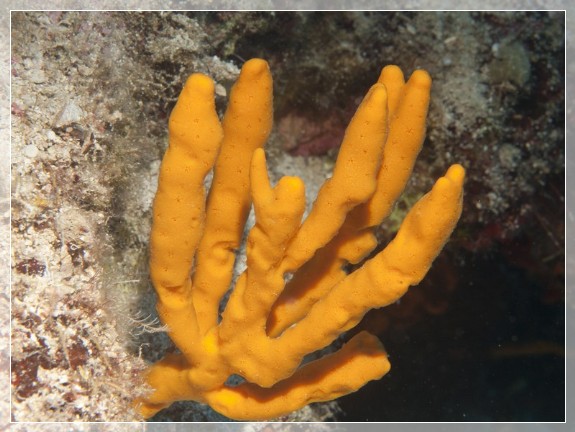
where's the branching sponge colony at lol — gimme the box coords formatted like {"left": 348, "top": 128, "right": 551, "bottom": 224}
{"left": 137, "top": 58, "right": 465, "bottom": 420}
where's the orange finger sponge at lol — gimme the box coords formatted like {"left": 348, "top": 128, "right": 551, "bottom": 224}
{"left": 137, "top": 58, "right": 465, "bottom": 421}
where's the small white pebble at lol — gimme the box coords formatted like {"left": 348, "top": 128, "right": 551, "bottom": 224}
{"left": 46, "top": 130, "right": 57, "bottom": 142}
{"left": 54, "top": 101, "right": 85, "bottom": 127}
{"left": 215, "top": 83, "right": 227, "bottom": 97}
{"left": 444, "top": 36, "right": 457, "bottom": 45}
{"left": 23, "top": 144, "right": 39, "bottom": 159}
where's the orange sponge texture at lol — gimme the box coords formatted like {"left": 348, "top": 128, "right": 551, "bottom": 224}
{"left": 138, "top": 59, "right": 465, "bottom": 420}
